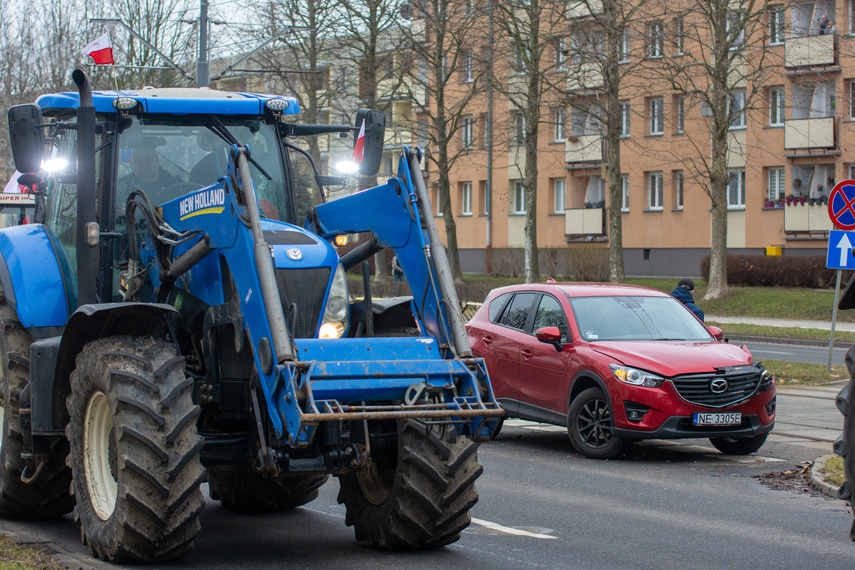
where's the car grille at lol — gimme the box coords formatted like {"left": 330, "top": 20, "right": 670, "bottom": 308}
{"left": 275, "top": 267, "right": 331, "bottom": 338}
{"left": 670, "top": 365, "right": 763, "bottom": 408}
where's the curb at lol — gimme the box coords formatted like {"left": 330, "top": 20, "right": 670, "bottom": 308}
{"left": 725, "top": 334, "right": 847, "bottom": 348}
{"left": 810, "top": 455, "right": 843, "bottom": 499}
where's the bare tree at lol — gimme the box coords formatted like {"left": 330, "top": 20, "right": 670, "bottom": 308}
{"left": 399, "top": 0, "right": 485, "bottom": 284}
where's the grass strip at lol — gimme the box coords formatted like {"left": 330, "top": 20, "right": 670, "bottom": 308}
{"left": 761, "top": 359, "right": 849, "bottom": 385}
{"left": 822, "top": 455, "right": 846, "bottom": 486}
{"left": 707, "top": 322, "right": 855, "bottom": 344}
{"left": 0, "top": 535, "right": 64, "bottom": 569}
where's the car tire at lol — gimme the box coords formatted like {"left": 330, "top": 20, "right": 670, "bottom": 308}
{"left": 489, "top": 417, "right": 504, "bottom": 440}
{"left": 709, "top": 434, "right": 768, "bottom": 455}
{"left": 567, "top": 387, "right": 630, "bottom": 460}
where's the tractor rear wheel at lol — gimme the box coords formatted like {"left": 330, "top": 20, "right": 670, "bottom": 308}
{"left": 336, "top": 419, "right": 482, "bottom": 549}
{"left": 0, "top": 303, "right": 73, "bottom": 518}
{"left": 208, "top": 465, "right": 328, "bottom": 512}
{"left": 837, "top": 349, "right": 855, "bottom": 541}
{"left": 66, "top": 336, "right": 205, "bottom": 562}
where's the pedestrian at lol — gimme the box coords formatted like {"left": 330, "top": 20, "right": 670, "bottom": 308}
{"left": 391, "top": 254, "right": 405, "bottom": 296}
{"left": 670, "top": 278, "right": 704, "bottom": 322}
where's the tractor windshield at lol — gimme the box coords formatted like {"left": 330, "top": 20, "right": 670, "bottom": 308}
{"left": 117, "top": 115, "right": 293, "bottom": 223}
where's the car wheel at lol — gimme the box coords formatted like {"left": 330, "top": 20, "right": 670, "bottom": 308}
{"left": 709, "top": 434, "right": 767, "bottom": 455}
{"left": 567, "top": 387, "right": 630, "bottom": 460}
{"left": 489, "top": 417, "right": 504, "bottom": 440}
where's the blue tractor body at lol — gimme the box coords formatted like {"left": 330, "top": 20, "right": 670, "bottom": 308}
{"left": 0, "top": 73, "right": 501, "bottom": 561}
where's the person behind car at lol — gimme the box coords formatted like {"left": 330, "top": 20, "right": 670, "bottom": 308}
{"left": 670, "top": 278, "right": 704, "bottom": 322}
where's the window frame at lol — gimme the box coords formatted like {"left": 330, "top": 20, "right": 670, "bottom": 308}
{"left": 619, "top": 28, "right": 631, "bottom": 63}
{"left": 768, "top": 167, "right": 785, "bottom": 201}
{"left": 461, "top": 49, "right": 474, "bottom": 83}
{"left": 462, "top": 115, "right": 474, "bottom": 150}
{"left": 729, "top": 89, "right": 747, "bottom": 129}
{"left": 768, "top": 6, "right": 785, "bottom": 45}
{"left": 513, "top": 180, "right": 526, "bottom": 214}
{"left": 553, "top": 108, "right": 567, "bottom": 142}
{"left": 769, "top": 86, "right": 785, "bottom": 126}
{"left": 461, "top": 181, "right": 472, "bottom": 215}
{"left": 649, "top": 97, "right": 664, "bottom": 135}
{"left": 648, "top": 21, "right": 664, "bottom": 58}
{"left": 553, "top": 178, "right": 566, "bottom": 214}
{"left": 674, "top": 170, "right": 684, "bottom": 210}
{"left": 648, "top": 172, "right": 664, "bottom": 210}
{"left": 513, "top": 111, "right": 525, "bottom": 146}
{"left": 621, "top": 174, "right": 630, "bottom": 212}
{"left": 727, "top": 168, "right": 746, "bottom": 209}
{"left": 620, "top": 101, "right": 631, "bottom": 138}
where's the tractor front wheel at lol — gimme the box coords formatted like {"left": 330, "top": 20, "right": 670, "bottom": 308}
{"left": 66, "top": 336, "right": 205, "bottom": 562}
{"left": 336, "top": 419, "right": 482, "bottom": 549}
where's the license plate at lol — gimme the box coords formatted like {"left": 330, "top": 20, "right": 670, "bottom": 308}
{"left": 692, "top": 412, "right": 741, "bottom": 426}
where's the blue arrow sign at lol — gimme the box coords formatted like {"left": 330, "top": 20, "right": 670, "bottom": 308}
{"left": 826, "top": 230, "right": 855, "bottom": 269}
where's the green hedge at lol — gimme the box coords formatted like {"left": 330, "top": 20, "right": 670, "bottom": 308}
{"left": 700, "top": 254, "right": 848, "bottom": 288}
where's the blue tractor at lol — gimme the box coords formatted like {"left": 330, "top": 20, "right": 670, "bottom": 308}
{"left": 1, "top": 70, "right": 501, "bottom": 562}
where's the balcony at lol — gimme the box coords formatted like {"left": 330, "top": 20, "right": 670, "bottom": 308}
{"left": 784, "top": 117, "right": 835, "bottom": 150}
{"left": 783, "top": 200, "right": 834, "bottom": 234}
{"left": 566, "top": 0, "right": 600, "bottom": 19}
{"left": 565, "top": 134, "right": 602, "bottom": 164}
{"left": 565, "top": 207, "right": 605, "bottom": 236}
{"left": 566, "top": 62, "right": 603, "bottom": 92}
{"left": 784, "top": 34, "right": 836, "bottom": 69}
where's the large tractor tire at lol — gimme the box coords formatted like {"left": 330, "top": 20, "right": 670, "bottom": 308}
{"left": 208, "top": 465, "right": 328, "bottom": 512}
{"left": 336, "top": 419, "right": 482, "bottom": 549}
{"left": 66, "top": 336, "right": 205, "bottom": 562}
{"left": 837, "top": 349, "right": 855, "bottom": 541}
{"left": 0, "top": 303, "right": 73, "bottom": 518}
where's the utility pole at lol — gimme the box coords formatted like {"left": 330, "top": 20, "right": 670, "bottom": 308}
{"left": 197, "top": 0, "right": 210, "bottom": 87}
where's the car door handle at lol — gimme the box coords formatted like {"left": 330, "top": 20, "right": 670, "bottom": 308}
{"left": 521, "top": 348, "right": 532, "bottom": 359}
{"left": 483, "top": 336, "right": 493, "bottom": 345}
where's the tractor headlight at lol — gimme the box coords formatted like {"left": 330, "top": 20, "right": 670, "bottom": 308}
{"left": 609, "top": 364, "right": 664, "bottom": 388}
{"left": 320, "top": 263, "right": 349, "bottom": 339}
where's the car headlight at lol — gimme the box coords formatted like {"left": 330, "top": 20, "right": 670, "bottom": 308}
{"left": 609, "top": 364, "right": 664, "bottom": 388}
{"left": 320, "top": 263, "right": 349, "bottom": 339}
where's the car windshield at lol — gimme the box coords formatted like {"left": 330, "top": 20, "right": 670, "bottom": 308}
{"left": 569, "top": 295, "right": 712, "bottom": 342}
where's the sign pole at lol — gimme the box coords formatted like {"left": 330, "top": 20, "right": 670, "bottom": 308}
{"left": 828, "top": 269, "right": 842, "bottom": 372}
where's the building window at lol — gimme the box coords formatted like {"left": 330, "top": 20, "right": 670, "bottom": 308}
{"left": 462, "top": 115, "right": 474, "bottom": 149}
{"left": 673, "top": 170, "right": 684, "bottom": 209}
{"left": 649, "top": 98, "right": 664, "bottom": 135}
{"left": 461, "top": 50, "right": 474, "bottom": 83}
{"left": 479, "top": 181, "right": 488, "bottom": 215}
{"left": 619, "top": 101, "right": 630, "bottom": 137}
{"left": 728, "top": 169, "right": 746, "bottom": 208}
{"left": 674, "top": 95, "right": 684, "bottom": 133}
{"left": 553, "top": 108, "right": 566, "bottom": 142}
{"left": 727, "top": 10, "right": 745, "bottom": 50}
{"left": 648, "top": 172, "right": 663, "bottom": 210}
{"left": 553, "top": 179, "right": 566, "bottom": 213}
{"left": 769, "top": 86, "right": 785, "bottom": 126}
{"left": 768, "top": 167, "right": 785, "bottom": 201}
{"left": 621, "top": 175, "right": 630, "bottom": 212}
{"left": 464, "top": 0, "right": 475, "bottom": 17}
{"left": 555, "top": 37, "right": 567, "bottom": 72}
{"left": 850, "top": 81, "right": 855, "bottom": 119}
{"left": 619, "top": 28, "right": 630, "bottom": 63}
{"left": 461, "top": 182, "right": 472, "bottom": 215}
{"left": 513, "top": 180, "right": 526, "bottom": 214}
{"left": 729, "top": 89, "right": 746, "bottom": 129}
{"left": 674, "top": 18, "right": 684, "bottom": 55}
{"left": 768, "top": 6, "right": 784, "bottom": 45}
{"left": 571, "top": 103, "right": 603, "bottom": 137}
{"left": 513, "top": 111, "right": 525, "bottom": 145}
{"left": 648, "top": 21, "right": 664, "bottom": 58}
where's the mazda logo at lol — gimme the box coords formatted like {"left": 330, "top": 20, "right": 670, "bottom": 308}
{"left": 709, "top": 379, "right": 728, "bottom": 394}
{"left": 286, "top": 248, "right": 303, "bottom": 261}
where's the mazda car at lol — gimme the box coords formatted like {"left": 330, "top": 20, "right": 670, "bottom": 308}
{"left": 466, "top": 282, "right": 776, "bottom": 459}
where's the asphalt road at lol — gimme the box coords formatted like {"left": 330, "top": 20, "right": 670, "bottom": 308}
{"left": 2, "top": 386, "right": 852, "bottom": 570}
{"left": 743, "top": 340, "right": 849, "bottom": 367}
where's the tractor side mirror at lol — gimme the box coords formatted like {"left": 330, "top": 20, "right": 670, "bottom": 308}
{"left": 354, "top": 109, "right": 385, "bottom": 176}
{"left": 8, "top": 104, "right": 44, "bottom": 174}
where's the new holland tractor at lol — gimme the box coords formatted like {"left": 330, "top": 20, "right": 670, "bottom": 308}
{"left": 0, "top": 69, "right": 502, "bottom": 562}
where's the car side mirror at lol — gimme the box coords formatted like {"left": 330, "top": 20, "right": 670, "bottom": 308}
{"left": 354, "top": 108, "right": 385, "bottom": 176}
{"left": 707, "top": 325, "right": 724, "bottom": 341}
{"left": 8, "top": 104, "right": 44, "bottom": 174}
{"left": 536, "top": 326, "right": 563, "bottom": 352}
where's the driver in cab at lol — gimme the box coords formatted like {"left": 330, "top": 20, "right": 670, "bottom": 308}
{"left": 119, "top": 142, "right": 176, "bottom": 204}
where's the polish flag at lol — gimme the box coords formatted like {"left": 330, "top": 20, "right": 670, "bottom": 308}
{"left": 351, "top": 119, "right": 366, "bottom": 164}
{"left": 83, "top": 33, "right": 114, "bottom": 65}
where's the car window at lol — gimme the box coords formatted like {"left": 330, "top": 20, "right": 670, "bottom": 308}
{"left": 488, "top": 292, "right": 513, "bottom": 323}
{"left": 570, "top": 295, "right": 712, "bottom": 341}
{"left": 498, "top": 293, "right": 537, "bottom": 331}
{"left": 533, "top": 295, "right": 570, "bottom": 342}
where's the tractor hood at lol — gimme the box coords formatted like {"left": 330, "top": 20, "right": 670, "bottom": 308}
{"left": 589, "top": 340, "right": 754, "bottom": 378}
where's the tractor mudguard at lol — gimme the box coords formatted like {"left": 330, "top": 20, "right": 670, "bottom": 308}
{"left": 0, "top": 224, "right": 72, "bottom": 328}
{"left": 34, "top": 303, "right": 178, "bottom": 433}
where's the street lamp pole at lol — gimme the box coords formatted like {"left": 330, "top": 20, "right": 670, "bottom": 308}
{"left": 197, "top": 0, "right": 210, "bottom": 87}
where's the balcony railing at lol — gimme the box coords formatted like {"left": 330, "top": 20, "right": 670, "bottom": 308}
{"left": 565, "top": 207, "right": 605, "bottom": 236}
{"left": 783, "top": 200, "right": 834, "bottom": 234}
{"left": 784, "top": 34, "right": 836, "bottom": 68}
{"left": 566, "top": 62, "right": 603, "bottom": 91}
{"left": 784, "top": 117, "right": 835, "bottom": 150}
{"left": 565, "top": 134, "right": 602, "bottom": 164}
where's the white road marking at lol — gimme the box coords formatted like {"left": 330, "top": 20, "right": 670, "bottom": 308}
{"left": 471, "top": 518, "right": 557, "bottom": 540}
{"left": 756, "top": 350, "right": 793, "bottom": 355}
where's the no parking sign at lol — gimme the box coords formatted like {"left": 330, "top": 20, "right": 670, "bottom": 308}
{"left": 828, "top": 180, "right": 855, "bottom": 230}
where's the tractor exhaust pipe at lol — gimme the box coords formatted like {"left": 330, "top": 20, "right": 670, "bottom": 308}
{"left": 72, "top": 69, "right": 98, "bottom": 307}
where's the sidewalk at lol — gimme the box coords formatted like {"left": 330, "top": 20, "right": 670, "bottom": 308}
{"left": 707, "top": 315, "right": 855, "bottom": 333}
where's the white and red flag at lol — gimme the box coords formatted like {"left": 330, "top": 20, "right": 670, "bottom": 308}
{"left": 351, "top": 119, "right": 366, "bottom": 164}
{"left": 83, "top": 33, "right": 114, "bottom": 65}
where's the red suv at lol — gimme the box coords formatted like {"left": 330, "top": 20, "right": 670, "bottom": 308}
{"left": 466, "top": 282, "right": 776, "bottom": 459}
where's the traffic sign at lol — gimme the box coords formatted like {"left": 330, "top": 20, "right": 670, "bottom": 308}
{"left": 828, "top": 179, "right": 855, "bottom": 230}
{"left": 827, "top": 230, "right": 855, "bottom": 269}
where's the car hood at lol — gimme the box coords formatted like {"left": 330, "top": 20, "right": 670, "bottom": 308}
{"left": 589, "top": 340, "right": 753, "bottom": 377}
